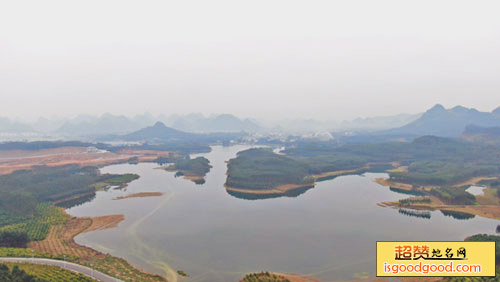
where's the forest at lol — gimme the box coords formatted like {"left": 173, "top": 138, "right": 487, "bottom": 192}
{"left": 226, "top": 137, "right": 500, "bottom": 201}
{"left": 168, "top": 157, "right": 211, "bottom": 177}
{"left": 284, "top": 136, "right": 500, "bottom": 186}
{"left": 0, "top": 165, "right": 139, "bottom": 245}
{"left": 0, "top": 264, "right": 46, "bottom": 282}
{"left": 225, "top": 148, "right": 313, "bottom": 190}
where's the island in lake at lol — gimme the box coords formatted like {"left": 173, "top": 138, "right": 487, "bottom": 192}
{"left": 162, "top": 156, "right": 212, "bottom": 184}
{"left": 225, "top": 137, "right": 500, "bottom": 221}
{"left": 225, "top": 148, "right": 315, "bottom": 199}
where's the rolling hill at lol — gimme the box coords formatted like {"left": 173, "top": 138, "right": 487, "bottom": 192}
{"left": 383, "top": 104, "right": 500, "bottom": 137}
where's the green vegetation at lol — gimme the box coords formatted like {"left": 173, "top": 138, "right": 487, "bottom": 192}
{"left": 95, "top": 173, "right": 139, "bottom": 188}
{"left": 444, "top": 234, "right": 500, "bottom": 282}
{"left": 168, "top": 157, "right": 211, "bottom": 177}
{"left": 398, "top": 197, "right": 431, "bottom": 205}
{"left": 1, "top": 263, "right": 96, "bottom": 282}
{"left": 0, "top": 248, "right": 79, "bottom": 262}
{"left": 0, "top": 165, "right": 138, "bottom": 242}
{"left": 0, "top": 231, "right": 29, "bottom": 248}
{"left": 285, "top": 136, "right": 500, "bottom": 186}
{"left": 430, "top": 186, "right": 476, "bottom": 205}
{"left": 226, "top": 148, "right": 313, "bottom": 190}
{"left": 0, "top": 264, "right": 46, "bottom": 282}
{"left": 0, "top": 248, "right": 165, "bottom": 282}
{"left": 164, "top": 156, "right": 211, "bottom": 184}
{"left": 477, "top": 179, "right": 500, "bottom": 187}
{"left": 0, "top": 203, "right": 67, "bottom": 242}
{"left": 241, "top": 272, "right": 290, "bottom": 282}
{"left": 228, "top": 137, "right": 500, "bottom": 204}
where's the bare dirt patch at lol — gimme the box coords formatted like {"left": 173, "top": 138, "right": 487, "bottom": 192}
{"left": 29, "top": 216, "right": 98, "bottom": 258}
{"left": 0, "top": 147, "right": 176, "bottom": 175}
{"left": 113, "top": 192, "right": 163, "bottom": 200}
{"left": 28, "top": 210, "right": 165, "bottom": 281}
{"left": 83, "top": 214, "right": 125, "bottom": 233}
{"left": 375, "top": 178, "right": 414, "bottom": 191}
{"left": 0, "top": 147, "right": 131, "bottom": 175}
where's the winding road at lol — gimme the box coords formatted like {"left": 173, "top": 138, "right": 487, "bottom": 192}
{"left": 0, "top": 257, "right": 123, "bottom": 282}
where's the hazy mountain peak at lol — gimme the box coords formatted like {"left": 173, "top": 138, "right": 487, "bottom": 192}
{"left": 427, "top": 104, "right": 446, "bottom": 113}
{"left": 492, "top": 106, "right": 500, "bottom": 115}
{"left": 449, "top": 105, "right": 480, "bottom": 115}
{"left": 153, "top": 121, "right": 167, "bottom": 128}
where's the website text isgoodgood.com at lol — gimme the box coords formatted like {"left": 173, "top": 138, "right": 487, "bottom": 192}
{"left": 383, "top": 261, "right": 482, "bottom": 275}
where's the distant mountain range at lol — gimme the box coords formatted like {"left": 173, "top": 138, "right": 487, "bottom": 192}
{"left": 0, "top": 117, "right": 35, "bottom": 133}
{"left": 58, "top": 113, "right": 263, "bottom": 136}
{"left": 118, "top": 121, "right": 248, "bottom": 148}
{"left": 56, "top": 114, "right": 151, "bottom": 136}
{"left": 0, "top": 113, "right": 262, "bottom": 138}
{"left": 382, "top": 104, "right": 500, "bottom": 137}
{"left": 166, "top": 114, "right": 261, "bottom": 133}
{"left": 1, "top": 105, "right": 499, "bottom": 140}
{"left": 338, "top": 113, "right": 421, "bottom": 131}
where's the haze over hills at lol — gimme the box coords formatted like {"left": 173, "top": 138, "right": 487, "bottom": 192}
{"left": 122, "top": 121, "right": 195, "bottom": 142}
{"left": 166, "top": 113, "right": 262, "bottom": 133}
{"left": 0, "top": 117, "right": 34, "bottom": 133}
{"left": 0, "top": 104, "right": 499, "bottom": 141}
{"left": 337, "top": 113, "right": 421, "bottom": 132}
{"left": 56, "top": 113, "right": 151, "bottom": 136}
{"left": 381, "top": 104, "right": 500, "bottom": 138}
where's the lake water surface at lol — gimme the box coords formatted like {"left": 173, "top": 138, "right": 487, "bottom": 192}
{"left": 67, "top": 145, "right": 499, "bottom": 282}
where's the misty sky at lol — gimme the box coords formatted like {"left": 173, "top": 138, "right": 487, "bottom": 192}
{"left": 1, "top": 0, "right": 500, "bottom": 121}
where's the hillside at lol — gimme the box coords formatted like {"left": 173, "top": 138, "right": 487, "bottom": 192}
{"left": 383, "top": 104, "right": 500, "bottom": 137}
{"left": 461, "top": 125, "right": 500, "bottom": 144}
{"left": 225, "top": 148, "right": 313, "bottom": 190}
{"left": 122, "top": 121, "right": 195, "bottom": 141}
{"left": 169, "top": 113, "right": 261, "bottom": 133}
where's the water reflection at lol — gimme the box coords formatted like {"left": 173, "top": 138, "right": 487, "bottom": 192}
{"left": 226, "top": 185, "right": 314, "bottom": 200}
{"left": 398, "top": 208, "right": 431, "bottom": 219}
{"left": 441, "top": 210, "right": 476, "bottom": 220}
{"left": 67, "top": 146, "right": 499, "bottom": 282}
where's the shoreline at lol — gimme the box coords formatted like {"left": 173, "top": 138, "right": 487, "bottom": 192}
{"left": 161, "top": 166, "right": 208, "bottom": 184}
{"left": 225, "top": 183, "right": 315, "bottom": 197}
{"left": 28, "top": 208, "right": 167, "bottom": 281}
{"left": 224, "top": 165, "right": 371, "bottom": 198}
{"left": 374, "top": 176, "right": 500, "bottom": 220}
{"left": 113, "top": 192, "right": 163, "bottom": 200}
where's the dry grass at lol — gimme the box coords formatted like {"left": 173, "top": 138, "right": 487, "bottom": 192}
{"left": 84, "top": 215, "right": 125, "bottom": 233}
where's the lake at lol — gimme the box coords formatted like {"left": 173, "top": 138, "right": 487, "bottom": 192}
{"left": 67, "top": 145, "right": 499, "bottom": 282}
